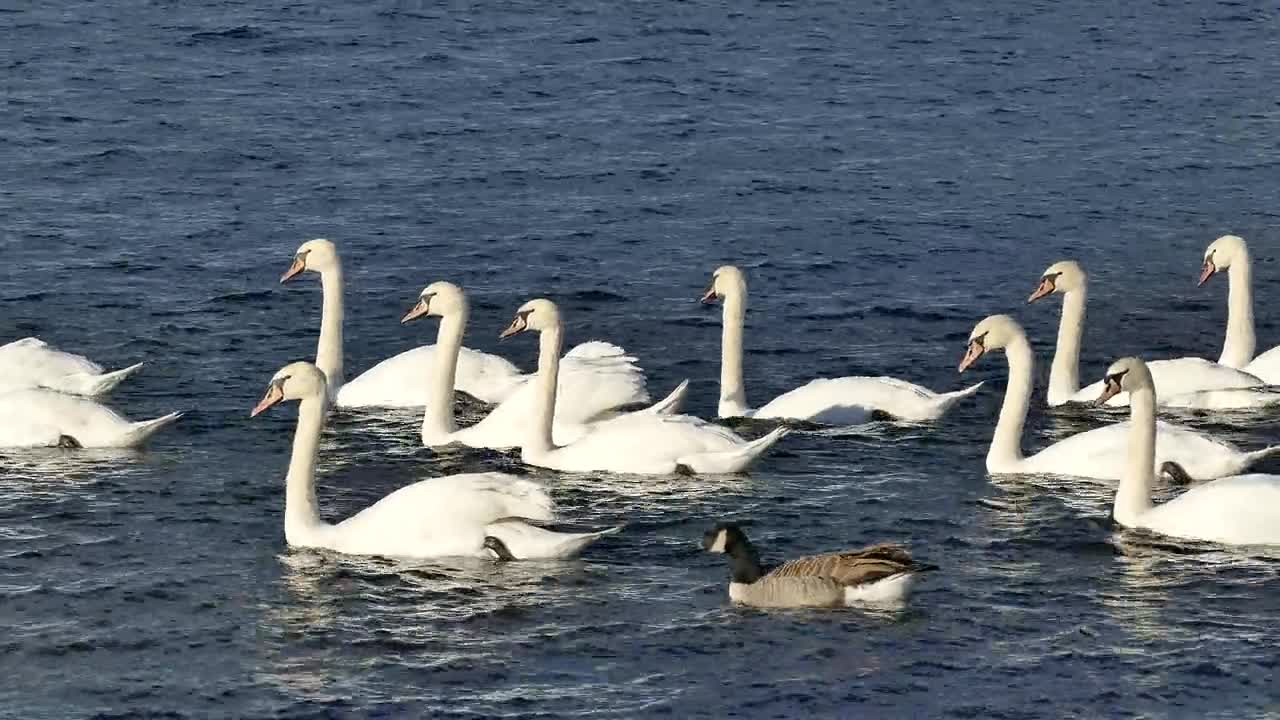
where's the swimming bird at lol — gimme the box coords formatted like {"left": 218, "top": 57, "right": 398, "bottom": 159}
{"left": 702, "top": 523, "right": 933, "bottom": 608}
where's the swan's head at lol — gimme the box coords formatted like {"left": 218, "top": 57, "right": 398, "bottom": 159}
{"left": 702, "top": 523, "right": 749, "bottom": 554}
{"left": 250, "top": 361, "right": 327, "bottom": 416}
{"left": 1028, "top": 260, "right": 1086, "bottom": 303}
{"left": 701, "top": 265, "right": 747, "bottom": 304}
{"left": 499, "top": 298, "right": 561, "bottom": 339}
{"left": 1097, "top": 357, "right": 1153, "bottom": 404}
{"left": 958, "top": 314, "right": 1025, "bottom": 372}
{"left": 1199, "top": 235, "right": 1247, "bottom": 286}
{"left": 280, "top": 239, "right": 339, "bottom": 283}
{"left": 401, "top": 281, "right": 466, "bottom": 324}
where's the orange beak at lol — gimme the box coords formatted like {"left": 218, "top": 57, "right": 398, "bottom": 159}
{"left": 1097, "top": 378, "right": 1122, "bottom": 405}
{"left": 1197, "top": 259, "right": 1216, "bottom": 287}
{"left": 280, "top": 256, "right": 306, "bottom": 284}
{"left": 1027, "top": 276, "right": 1056, "bottom": 303}
{"left": 499, "top": 316, "right": 527, "bottom": 339}
{"left": 958, "top": 340, "right": 985, "bottom": 372}
{"left": 251, "top": 383, "right": 285, "bottom": 417}
{"left": 401, "top": 298, "right": 430, "bottom": 324}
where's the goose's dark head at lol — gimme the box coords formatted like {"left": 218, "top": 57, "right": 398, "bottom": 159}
{"left": 703, "top": 523, "right": 749, "bottom": 554}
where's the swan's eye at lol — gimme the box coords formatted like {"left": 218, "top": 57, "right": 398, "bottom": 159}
{"left": 972, "top": 332, "right": 987, "bottom": 348}
{"left": 518, "top": 309, "right": 533, "bottom": 321}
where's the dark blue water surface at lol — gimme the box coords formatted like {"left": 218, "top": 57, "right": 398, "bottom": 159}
{"left": 4, "top": 1, "right": 1280, "bottom": 717}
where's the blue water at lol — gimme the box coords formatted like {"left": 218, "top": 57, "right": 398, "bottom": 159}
{"left": 4, "top": 1, "right": 1280, "bottom": 717}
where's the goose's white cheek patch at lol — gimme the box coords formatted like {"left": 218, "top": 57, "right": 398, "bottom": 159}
{"left": 709, "top": 530, "right": 728, "bottom": 553}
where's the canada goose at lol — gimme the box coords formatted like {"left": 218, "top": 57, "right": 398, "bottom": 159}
{"left": 702, "top": 523, "right": 935, "bottom": 608}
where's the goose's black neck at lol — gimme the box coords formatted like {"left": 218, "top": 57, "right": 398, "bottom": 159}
{"left": 727, "top": 538, "right": 764, "bottom": 584}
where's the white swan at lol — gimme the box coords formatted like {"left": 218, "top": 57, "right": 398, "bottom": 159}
{"left": 0, "top": 389, "right": 181, "bottom": 448}
{"left": 250, "top": 361, "right": 618, "bottom": 559}
{"left": 0, "top": 337, "right": 143, "bottom": 396}
{"left": 402, "top": 281, "right": 686, "bottom": 449}
{"left": 1199, "top": 234, "right": 1280, "bottom": 383}
{"left": 1099, "top": 357, "right": 1280, "bottom": 545}
{"left": 280, "top": 239, "right": 526, "bottom": 407}
{"left": 501, "top": 299, "right": 789, "bottom": 474}
{"left": 702, "top": 266, "right": 982, "bottom": 422}
{"left": 1027, "top": 260, "right": 1270, "bottom": 408}
{"left": 958, "top": 315, "right": 1279, "bottom": 480}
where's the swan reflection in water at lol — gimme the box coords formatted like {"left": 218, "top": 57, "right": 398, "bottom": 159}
{"left": 256, "top": 547, "right": 604, "bottom": 701}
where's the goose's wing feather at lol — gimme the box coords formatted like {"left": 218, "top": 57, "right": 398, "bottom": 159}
{"left": 767, "top": 544, "right": 916, "bottom": 586}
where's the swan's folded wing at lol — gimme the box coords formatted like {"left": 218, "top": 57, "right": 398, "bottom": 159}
{"left": 767, "top": 544, "right": 916, "bottom": 586}
{"left": 0, "top": 337, "right": 105, "bottom": 377}
{"left": 340, "top": 473, "right": 555, "bottom": 537}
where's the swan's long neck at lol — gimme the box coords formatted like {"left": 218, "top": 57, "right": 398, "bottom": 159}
{"left": 316, "top": 266, "right": 346, "bottom": 393}
{"left": 718, "top": 290, "right": 749, "bottom": 417}
{"left": 1219, "top": 253, "right": 1255, "bottom": 368}
{"left": 526, "top": 323, "right": 563, "bottom": 457}
{"left": 284, "top": 396, "right": 329, "bottom": 546}
{"left": 1115, "top": 384, "right": 1156, "bottom": 526}
{"left": 989, "top": 336, "right": 1034, "bottom": 470}
{"left": 1048, "top": 284, "right": 1087, "bottom": 404}
{"left": 422, "top": 309, "right": 466, "bottom": 441}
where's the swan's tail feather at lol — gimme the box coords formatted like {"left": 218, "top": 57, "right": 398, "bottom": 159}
{"left": 71, "top": 362, "right": 144, "bottom": 396}
{"left": 1241, "top": 445, "right": 1280, "bottom": 470}
{"left": 486, "top": 521, "right": 620, "bottom": 559}
{"left": 642, "top": 380, "right": 689, "bottom": 416}
{"left": 550, "top": 525, "right": 622, "bottom": 559}
{"left": 682, "top": 427, "right": 790, "bottom": 474}
{"left": 119, "top": 411, "right": 182, "bottom": 448}
{"left": 938, "top": 381, "right": 984, "bottom": 405}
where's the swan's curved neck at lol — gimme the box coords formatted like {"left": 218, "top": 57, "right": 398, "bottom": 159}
{"left": 316, "top": 265, "right": 346, "bottom": 393}
{"left": 1048, "top": 283, "right": 1087, "bottom": 404}
{"left": 526, "top": 324, "right": 563, "bottom": 458}
{"left": 989, "top": 336, "right": 1034, "bottom": 470}
{"left": 1115, "top": 384, "right": 1156, "bottom": 526}
{"left": 284, "top": 396, "right": 329, "bottom": 546}
{"left": 422, "top": 309, "right": 466, "bottom": 442}
{"left": 1219, "top": 253, "right": 1255, "bottom": 368}
{"left": 718, "top": 290, "right": 749, "bottom": 417}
